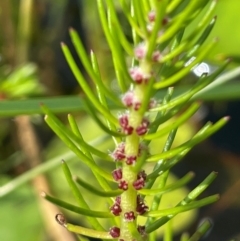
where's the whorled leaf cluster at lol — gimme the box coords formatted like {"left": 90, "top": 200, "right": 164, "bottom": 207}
{"left": 42, "top": 1, "right": 229, "bottom": 241}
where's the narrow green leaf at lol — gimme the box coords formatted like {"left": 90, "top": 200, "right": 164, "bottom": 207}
{"left": 155, "top": 40, "right": 217, "bottom": 89}
{"left": 119, "top": 0, "right": 144, "bottom": 38}
{"left": 152, "top": 60, "right": 229, "bottom": 113}
{"left": 146, "top": 194, "right": 219, "bottom": 218}
{"left": 145, "top": 128, "right": 178, "bottom": 189}
{"left": 147, "top": 123, "right": 212, "bottom": 177}
{"left": 60, "top": 160, "right": 108, "bottom": 229}
{"left": 188, "top": 219, "right": 212, "bottom": 241}
{"left": 66, "top": 223, "right": 113, "bottom": 239}
{"left": 185, "top": 16, "right": 217, "bottom": 59}
{"left": 84, "top": 99, "right": 125, "bottom": 137}
{"left": 147, "top": 116, "right": 229, "bottom": 162}
{"left": 161, "top": 0, "right": 217, "bottom": 62}
{"left": 166, "top": 0, "right": 182, "bottom": 13}
{"left": 69, "top": 28, "right": 122, "bottom": 106}
{"left": 41, "top": 192, "right": 113, "bottom": 218}
{"left": 164, "top": 219, "right": 173, "bottom": 241}
{"left": 67, "top": 114, "right": 113, "bottom": 193}
{"left": 41, "top": 104, "right": 112, "bottom": 161}
{"left": 159, "top": 0, "right": 209, "bottom": 44}
{"left": 61, "top": 42, "right": 118, "bottom": 125}
{"left": 180, "top": 233, "right": 189, "bottom": 241}
{"left": 90, "top": 51, "right": 121, "bottom": 145}
{"left": 132, "top": 0, "right": 148, "bottom": 36}
{"left": 97, "top": 0, "right": 130, "bottom": 92}
{"left": 145, "top": 172, "right": 218, "bottom": 233}
{"left": 61, "top": 160, "right": 89, "bottom": 206}
{"left": 139, "top": 172, "right": 194, "bottom": 195}
{"left": 75, "top": 176, "right": 122, "bottom": 197}
{"left": 105, "top": 0, "right": 133, "bottom": 55}
{"left": 144, "top": 102, "right": 201, "bottom": 140}
{"left": 44, "top": 115, "right": 113, "bottom": 181}
{"left": 142, "top": 0, "right": 151, "bottom": 14}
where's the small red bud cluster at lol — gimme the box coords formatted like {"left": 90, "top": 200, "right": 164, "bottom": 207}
{"left": 129, "top": 66, "right": 152, "bottom": 84}
{"left": 119, "top": 113, "right": 134, "bottom": 135}
{"left": 121, "top": 90, "right": 141, "bottom": 111}
{"left": 122, "top": 91, "right": 157, "bottom": 111}
{"left": 118, "top": 180, "right": 128, "bottom": 190}
{"left": 136, "top": 195, "right": 148, "bottom": 215}
{"left": 126, "top": 155, "right": 137, "bottom": 165}
{"left": 148, "top": 11, "right": 155, "bottom": 22}
{"left": 133, "top": 170, "right": 147, "bottom": 190}
{"left": 109, "top": 226, "right": 120, "bottom": 238}
{"left": 136, "top": 118, "right": 150, "bottom": 136}
{"left": 112, "top": 168, "right": 122, "bottom": 181}
{"left": 134, "top": 42, "right": 162, "bottom": 62}
{"left": 137, "top": 225, "right": 147, "bottom": 237}
{"left": 110, "top": 142, "right": 125, "bottom": 161}
{"left": 112, "top": 168, "right": 128, "bottom": 190}
{"left": 124, "top": 211, "right": 136, "bottom": 221}
{"left": 110, "top": 199, "right": 122, "bottom": 216}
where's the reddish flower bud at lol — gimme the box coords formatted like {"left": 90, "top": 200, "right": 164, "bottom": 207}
{"left": 122, "top": 91, "right": 134, "bottom": 108}
{"left": 109, "top": 226, "right": 120, "bottom": 238}
{"left": 137, "top": 170, "right": 147, "bottom": 181}
{"left": 124, "top": 211, "right": 136, "bottom": 221}
{"left": 126, "top": 155, "right": 137, "bottom": 165}
{"left": 133, "top": 171, "right": 147, "bottom": 190}
{"left": 152, "top": 50, "right": 161, "bottom": 62}
{"left": 119, "top": 113, "right": 134, "bottom": 135}
{"left": 136, "top": 118, "right": 149, "bottom": 136}
{"left": 134, "top": 43, "right": 146, "bottom": 60}
{"left": 137, "top": 225, "right": 146, "bottom": 236}
{"left": 136, "top": 201, "right": 148, "bottom": 215}
{"left": 115, "top": 196, "right": 121, "bottom": 204}
{"left": 133, "top": 101, "right": 141, "bottom": 111}
{"left": 129, "top": 67, "right": 151, "bottom": 84}
{"left": 123, "top": 126, "right": 134, "bottom": 135}
{"left": 133, "top": 177, "right": 145, "bottom": 190}
{"left": 119, "top": 113, "right": 129, "bottom": 128}
{"left": 112, "top": 168, "right": 122, "bottom": 181}
{"left": 148, "top": 11, "right": 155, "bottom": 22}
{"left": 118, "top": 180, "right": 128, "bottom": 190}
{"left": 110, "top": 203, "right": 122, "bottom": 216}
{"left": 122, "top": 91, "right": 142, "bottom": 111}
{"left": 110, "top": 142, "right": 125, "bottom": 161}
{"left": 162, "top": 17, "right": 169, "bottom": 26}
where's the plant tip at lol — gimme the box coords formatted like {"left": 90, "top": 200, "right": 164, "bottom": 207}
{"left": 224, "top": 116, "right": 231, "bottom": 121}
{"left": 40, "top": 191, "right": 46, "bottom": 197}
{"left": 55, "top": 213, "right": 67, "bottom": 226}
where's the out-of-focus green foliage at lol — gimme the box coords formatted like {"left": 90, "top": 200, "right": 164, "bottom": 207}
{"left": 0, "top": 64, "right": 45, "bottom": 99}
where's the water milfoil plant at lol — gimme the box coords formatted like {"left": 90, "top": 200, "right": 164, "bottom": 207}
{"left": 41, "top": 0, "right": 229, "bottom": 240}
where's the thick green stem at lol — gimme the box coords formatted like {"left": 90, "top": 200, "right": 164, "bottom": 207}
{"left": 120, "top": 56, "right": 153, "bottom": 240}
